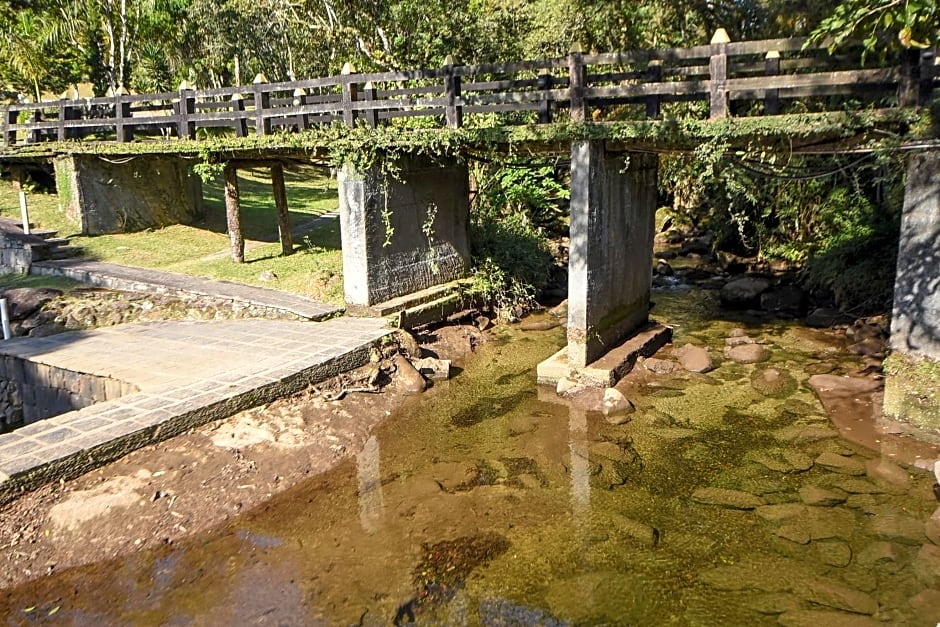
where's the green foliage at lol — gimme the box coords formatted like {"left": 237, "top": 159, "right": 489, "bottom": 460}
{"left": 808, "top": 0, "right": 937, "bottom": 52}
{"left": 475, "top": 162, "right": 569, "bottom": 234}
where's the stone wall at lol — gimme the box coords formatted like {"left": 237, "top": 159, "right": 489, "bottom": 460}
{"left": 54, "top": 154, "right": 204, "bottom": 235}
{"left": 0, "top": 233, "right": 32, "bottom": 274}
{"left": 0, "top": 356, "right": 138, "bottom": 425}
{"left": 339, "top": 154, "right": 471, "bottom": 307}
{"left": 0, "top": 379, "right": 23, "bottom": 431}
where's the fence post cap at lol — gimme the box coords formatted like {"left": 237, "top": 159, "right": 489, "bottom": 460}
{"left": 341, "top": 62, "right": 356, "bottom": 75}
{"left": 569, "top": 42, "right": 583, "bottom": 54}
{"left": 178, "top": 79, "right": 190, "bottom": 91}
{"left": 443, "top": 54, "right": 456, "bottom": 67}
{"left": 293, "top": 87, "right": 307, "bottom": 97}
{"left": 711, "top": 28, "right": 731, "bottom": 45}
{"left": 765, "top": 50, "right": 780, "bottom": 59}
{"left": 231, "top": 91, "right": 243, "bottom": 101}
{"left": 363, "top": 81, "right": 375, "bottom": 90}
{"left": 253, "top": 73, "right": 268, "bottom": 84}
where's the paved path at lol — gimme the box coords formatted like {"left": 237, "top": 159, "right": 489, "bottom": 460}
{"left": 0, "top": 316, "right": 392, "bottom": 504}
{"left": 30, "top": 259, "right": 340, "bottom": 320}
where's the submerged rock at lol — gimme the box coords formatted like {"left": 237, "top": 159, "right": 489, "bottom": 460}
{"left": 674, "top": 344, "right": 715, "bottom": 373}
{"left": 720, "top": 276, "right": 771, "bottom": 307}
{"left": 815, "top": 451, "right": 866, "bottom": 476}
{"left": 641, "top": 357, "right": 677, "bottom": 374}
{"left": 815, "top": 540, "right": 853, "bottom": 567}
{"left": 725, "top": 344, "right": 770, "bottom": 364}
{"left": 691, "top": 487, "right": 763, "bottom": 510}
{"left": 750, "top": 367, "right": 798, "bottom": 397}
{"left": 778, "top": 609, "right": 879, "bottom": 626}
{"left": 746, "top": 449, "right": 814, "bottom": 474}
{"left": 773, "top": 424, "right": 839, "bottom": 444}
{"left": 798, "top": 485, "right": 847, "bottom": 507}
{"left": 913, "top": 544, "right": 940, "bottom": 587}
{"left": 797, "top": 577, "right": 878, "bottom": 615}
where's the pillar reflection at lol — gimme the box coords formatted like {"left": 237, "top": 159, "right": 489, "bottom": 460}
{"left": 356, "top": 435, "right": 385, "bottom": 532}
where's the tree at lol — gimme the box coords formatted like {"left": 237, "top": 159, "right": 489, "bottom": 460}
{"left": 808, "top": 0, "right": 938, "bottom": 52}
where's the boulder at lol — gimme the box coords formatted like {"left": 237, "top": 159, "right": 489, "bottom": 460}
{"left": 413, "top": 357, "right": 452, "bottom": 380}
{"left": 805, "top": 308, "right": 851, "bottom": 328}
{"left": 691, "top": 487, "right": 763, "bottom": 510}
{"left": 395, "top": 330, "right": 422, "bottom": 358}
{"left": 601, "top": 388, "right": 634, "bottom": 417}
{"left": 654, "top": 260, "right": 674, "bottom": 276}
{"left": 393, "top": 354, "right": 427, "bottom": 394}
{"left": 674, "top": 344, "right": 714, "bottom": 373}
{"left": 679, "top": 233, "right": 713, "bottom": 255}
{"left": 725, "top": 344, "right": 770, "bottom": 364}
{"left": 760, "top": 285, "right": 807, "bottom": 316}
{"left": 0, "top": 287, "right": 63, "bottom": 320}
{"left": 720, "top": 276, "right": 771, "bottom": 308}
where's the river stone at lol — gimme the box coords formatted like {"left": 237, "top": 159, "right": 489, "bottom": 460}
{"left": 608, "top": 513, "right": 659, "bottom": 547}
{"left": 844, "top": 494, "right": 879, "bottom": 510}
{"left": 827, "top": 477, "right": 884, "bottom": 494}
{"left": 815, "top": 540, "right": 853, "bottom": 567}
{"left": 393, "top": 354, "right": 427, "bottom": 394}
{"left": 601, "top": 388, "right": 634, "bottom": 418}
{"left": 395, "top": 330, "right": 422, "bottom": 358}
{"left": 773, "top": 424, "right": 838, "bottom": 444}
{"left": 674, "top": 344, "right": 715, "bottom": 373}
{"left": 815, "top": 452, "right": 866, "bottom": 476}
{"left": 796, "top": 578, "right": 878, "bottom": 615}
{"left": 778, "top": 610, "right": 880, "bottom": 627}
{"left": 720, "top": 276, "right": 771, "bottom": 307}
{"left": 909, "top": 589, "right": 940, "bottom": 623}
{"left": 847, "top": 337, "right": 886, "bottom": 358}
{"left": 804, "top": 308, "right": 851, "bottom": 328}
{"left": 760, "top": 285, "right": 807, "bottom": 316}
{"left": 590, "top": 440, "right": 636, "bottom": 464}
{"left": 725, "top": 344, "right": 771, "bottom": 364}
{"left": 755, "top": 503, "right": 809, "bottom": 521}
{"left": 641, "top": 357, "right": 677, "bottom": 374}
{"left": 699, "top": 556, "right": 816, "bottom": 592}
{"left": 913, "top": 544, "right": 940, "bottom": 587}
{"left": 775, "top": 525, "right": 811, "bottom": 544}
{"left": 691, "top": 487, "right": 763, "bottom": 510}
{"left": 750, "top": 368, "right": 798, "bottom": 397}
{"left": 556, "top": 377, "right": 583, "bottom": 397}
{"left": 869, "top": 506, "right": 926, "bottom": 545}
{"left": 725, "top": 335, "right": 757, "bottom": 347}
{"left": 1, "top": 287, "right": 63, "bottom": 320}
{"left": 747, "top": 449, "right": 814, "bottom": 473}
{"left": 925, "top": 515, "right": 940, "bottom": 545}
{"left": 798, "top": 485, "right": 846, "bottom": 506}
{"left": 414, "top": 357, "right": 452, "bottom": 380}
{"left": 748, "top": 593, "right": 803, "bottom": 615}
{"left": 864, "top": 458, "right": 912, "bottom": 489}
{"left": 856, "top": 541, "right": 900, "bottom": 567}
{"left": 804, "top": 361, "right": 838, "bottom": 375}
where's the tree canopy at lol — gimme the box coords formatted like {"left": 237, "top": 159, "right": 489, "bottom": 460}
{"left": 5, "top": 0, "right": 926, "bottom": 99}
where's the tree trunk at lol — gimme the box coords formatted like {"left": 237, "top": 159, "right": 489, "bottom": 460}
{"left": 271, "top": 163, "right": 294, "bottom": 256}
{"left": 224, "top": 163, "right": 245, "bottom": 263}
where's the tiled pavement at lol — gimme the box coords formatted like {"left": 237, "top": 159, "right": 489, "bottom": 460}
{"left": 0, "top": 317, "right": 392, "bottom": 503}
{"left": 31, "top": 259, "right": 340, "bottom": 320}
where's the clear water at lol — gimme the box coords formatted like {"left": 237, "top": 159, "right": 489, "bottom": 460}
{"left": 3, "top": 287, "right": 940, "bottom": 625}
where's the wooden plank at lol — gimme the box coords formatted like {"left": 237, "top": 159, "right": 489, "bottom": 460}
{"left": 727, "top": 37, "right": 809, "bottom": 55}
{"left": 726, "top": 67, "right": 898, "bottom": 92}
{"left": 452, "top": 58, "right": 565, "bottom": 77}
{"left": 569, "top": 52, "right": 586, "bottom": 122}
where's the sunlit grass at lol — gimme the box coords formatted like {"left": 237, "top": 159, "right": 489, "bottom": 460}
{"left": 2, "top": 165, "right": 346, "bottom": 305}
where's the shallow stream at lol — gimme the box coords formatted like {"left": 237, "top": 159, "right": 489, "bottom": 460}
{"left": 4, "top": 287, "right": 940, "bottom": 625}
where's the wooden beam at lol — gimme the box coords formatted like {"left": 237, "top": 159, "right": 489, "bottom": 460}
{"left": 270, "top": 162, "right": 294, "bottom": 256}
{"left": 224, "top": 163, "right": 245, "bottom": 263}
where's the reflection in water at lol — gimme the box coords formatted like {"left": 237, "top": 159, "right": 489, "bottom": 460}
{"left": 568, "top": 407, "right": 591, "bottom": 513}
{"left": 357, "top": 435, "right": 385, "bottom": 533}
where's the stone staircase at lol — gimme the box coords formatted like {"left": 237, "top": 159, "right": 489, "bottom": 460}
{"left": 26, "top": 227, "right": 81, "bottom": 261}
{"left": 0, "top": 217, "right": 81, "bottom": 273}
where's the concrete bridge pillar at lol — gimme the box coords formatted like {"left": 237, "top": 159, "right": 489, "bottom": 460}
{"left": 54, "top": 154, "right": 203, "bottom": 235}
{"left": 338, "top": 154, "right": 471, "bottom": 309}
{"left": 539, "top": 142, "right": 669, "bottom": 386}
{"left": 885, "top": 151, "right": 940, "bottom": 431}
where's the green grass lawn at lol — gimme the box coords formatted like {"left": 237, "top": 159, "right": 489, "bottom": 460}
{"left": 1, "top": 165, "right": 346, "bottom": 305}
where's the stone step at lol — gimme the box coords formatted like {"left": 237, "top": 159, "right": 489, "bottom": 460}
{"left": 367, "top": 280, "right": 470, "bottom": 317}
{"left": 398, "top": 291, "right": 467, "bottom": 329}
{"left": 42, "top": 236, "right": 71, "bottom": 247}
{"left": 28, "top": 228, "right": 58, "bottom": 240}
{"left": 47, "top": 246, "right": 82, "bottom": 260}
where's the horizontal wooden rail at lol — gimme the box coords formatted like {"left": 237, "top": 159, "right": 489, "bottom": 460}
{"left": 2, "top": 35, "right": 936, "bottom": 148}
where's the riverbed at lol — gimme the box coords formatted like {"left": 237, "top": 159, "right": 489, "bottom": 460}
{"left": 2, "top": 286, "right": 939, "bottom": 625}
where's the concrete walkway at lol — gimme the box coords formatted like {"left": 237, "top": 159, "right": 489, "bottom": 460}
{"left": 30, "top": 259, "right": 340, "bottom": 320}
{"left": 0, "top": 316, "right": 392, "bottom": 504}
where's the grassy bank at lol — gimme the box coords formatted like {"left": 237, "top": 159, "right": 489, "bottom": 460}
{"left": 1, "top": 165, "right": 345, "bottom": 304}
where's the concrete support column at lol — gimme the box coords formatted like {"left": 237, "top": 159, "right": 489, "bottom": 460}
{"left": 338, "top": 154, "right": 471, "bottom": 308}
{"left": 567, "top": 142, "right": 658, "bottom": 368}
{"left": 54, "top": 154, "right": 203, "bottom": 235}
{"left": 885, "top": 151, "right": 940, "bottom": 430}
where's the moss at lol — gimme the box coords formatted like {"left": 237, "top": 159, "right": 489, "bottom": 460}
{"left": 884, "top": 352, "right": 940, "bottom": 430}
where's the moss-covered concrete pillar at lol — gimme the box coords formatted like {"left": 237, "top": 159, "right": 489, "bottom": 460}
{"left": 566, "top": 142, "right": 658, "bottom": 368}
{"left": 885, "top": 151, "right": 940, "bottom": 430}
{"left": 338, "top": 153, "right": 470, "bottom": 309}
{"left": 54, "top": 154, "right": 203, "bottom": 235}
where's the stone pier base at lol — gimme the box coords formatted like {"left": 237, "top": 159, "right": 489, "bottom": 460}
{"left": 338, "top": 154, "right": 470, "bottom": 310}
{"left": 885, "top": 152, "right": 940, "bottom": 430}
{"left": 54, "top": 154, "right": 203, "bottom": 235}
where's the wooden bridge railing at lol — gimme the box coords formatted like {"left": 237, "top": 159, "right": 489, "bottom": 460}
{"left": 2, "top": 32, "right": 937, "bottom": 148}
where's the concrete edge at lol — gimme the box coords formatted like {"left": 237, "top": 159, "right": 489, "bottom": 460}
{"left": 0, "top": 333, "right": 390, "bottom": 507}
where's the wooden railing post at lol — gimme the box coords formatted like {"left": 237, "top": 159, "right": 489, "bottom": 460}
{"left": 645, "top": 60, "right": 662, "bottom": 119}
{"left": 57, "top": 97, "right": 78, "bottom": 141}
{"left": 537, "top": 69, "right": 554, "bottom": 124}
{"left": 253, "top": 73, "right": 271, "bottom": 136}
{"left": 764, "top": 50, "right": 781, "bottom": 115}
{"left": 176, "top": 80, "right": 196, "bottom": 140}
{"left": 361, "top": 81, "right": 379, "bottom": 129}
{"left": 2, "top": 106, "right": 15, "bottom": 147}
{"left": 899, "top": 47, "right": 921, "bottom": 107}
{"left": 444, "top": 56, "right": 463, "bottom": 129}
{"left": 341, "top": 62, "right": 358, "bottom": 127}
{"left": 568, "top": 44, "right": 587, "bottom": 123}
{"left": 113, "top": 87, "right": 134, "bottom": 142}
{"left": 919, "top": 49, "right": 936, "bottom": 106}
{"left": 231, "top": 92, "right": 249, "bottom": 137}
{"left": 708, "top": 28, "right": 730, "bottom": 119}
{"left": 293, "top": 88, "right": 310, "bottom": 131}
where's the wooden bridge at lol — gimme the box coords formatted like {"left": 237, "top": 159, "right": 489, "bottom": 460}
{"left": 1, "top": 32, "right": 939, "bottom": 434}
{"left": 2, "top": 32, "right": 936, "bottom": 147}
